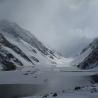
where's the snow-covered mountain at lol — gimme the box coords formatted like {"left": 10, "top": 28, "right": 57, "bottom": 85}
{"left": 0, "top": 20, "right": 63, "bottom": 71}
{"left": 73, "top": 38, "right": 98, "bottom": 69}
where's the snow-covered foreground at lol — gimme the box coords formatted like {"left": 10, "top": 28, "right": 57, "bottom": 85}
{"left": 22, "top": 86, "right": 98, "bottom": 98}
{"left": 22, "top": 85, "right": 98, "bottom": 98}
{"left": 0, "top": 66, "right": 98, "bottom": 98}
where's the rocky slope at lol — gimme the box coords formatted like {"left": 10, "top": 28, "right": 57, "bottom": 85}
{"left": 0, "top": 20, "right": 61, "bottom": 71}
{"left": 73, "top": 38, "right": 98, "bottom": 69}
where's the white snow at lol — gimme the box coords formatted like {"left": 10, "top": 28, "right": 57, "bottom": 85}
{"left": 2, "top": 30, "right": 71, "bottom": 67}
{"left": 72, "top": 48, "right": 92, "bottom": 66}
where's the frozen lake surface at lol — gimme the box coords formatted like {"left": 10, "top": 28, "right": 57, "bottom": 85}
{"left": 0, "top": 66, "right": 98, "bottom": 98}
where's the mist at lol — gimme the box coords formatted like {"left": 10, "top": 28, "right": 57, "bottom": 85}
{"left": 0, "top": 0, "right": 97, "bottom": 57}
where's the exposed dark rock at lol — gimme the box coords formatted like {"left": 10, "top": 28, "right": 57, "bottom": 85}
{"left": 0, "top": 48, "right": 23, "bottom": 71}
{"left": 31, "top": 56, "right": 39, "bottom": 62}
{"left": 32, "top": 49, "right": 37, "bottom": 54}
{"left": 23, "top": 73, "right": 29, "bottom": 75}
{"left": 42, "top": 94, "right": 49, "bottom": 98}
{"left": 91, "top": 88, "right": 97, "bottom": 93}
{"left": 52, "top": 93, "right": 57, "bottom": 97}
{"left": 74, "top": 86, "right": 81, "bottom": 91}
{"left": 0, "top": 34, "right": 34, "bottom": 64}
{"left": 50, "top": 56, "right": 54, "bottom": 59}
{"left": 77, "top": 38, "right": 98, "bottom": 69}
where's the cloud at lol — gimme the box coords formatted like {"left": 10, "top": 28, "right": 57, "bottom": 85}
{"left": 0, "top": 0, "right": 6, "bottom": 3}
{"left": 57, "top": 36, "right": 92, "bottom": 57}
{"left": 0, "top": 0, "right": 98, "bottom": 57}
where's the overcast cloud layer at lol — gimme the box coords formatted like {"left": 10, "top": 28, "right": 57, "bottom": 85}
{"left": 0, "top": 0, "right": 97, "bottom": 57}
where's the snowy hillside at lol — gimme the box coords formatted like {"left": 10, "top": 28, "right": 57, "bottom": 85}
{"left": 0, "top": 20, "right": 66, "bottom": 71}
{"left": 73, "top": 38, "right": 98, "bottom": 69}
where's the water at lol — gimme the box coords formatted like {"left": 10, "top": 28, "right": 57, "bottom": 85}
{"left": 0, "top": 66, "right": 97, "bottom": 97}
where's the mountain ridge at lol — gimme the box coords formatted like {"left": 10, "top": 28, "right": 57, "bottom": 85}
{"left": 74, "top": 37, "right": 98, "bottom": 69}
{"left": 0, "top": 20, "right": 62, "bottom": 71}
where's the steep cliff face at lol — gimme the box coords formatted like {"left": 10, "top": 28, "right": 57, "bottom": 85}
{"left": 0, "top": 20, "right": 61, "bottom": 71}
{"left": 73, "top": 38, "right": 98, "bottom": 69}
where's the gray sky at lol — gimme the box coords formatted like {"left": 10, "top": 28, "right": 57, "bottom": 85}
{"left": 0, "top": 0, "right": 97, "bottom": 57}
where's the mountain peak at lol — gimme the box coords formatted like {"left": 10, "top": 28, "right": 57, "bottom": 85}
{"left": 90, "top": 37, "right": 98, "bottom": 49}
{"left": 0, "top": 20, "right": 19, "bottom": 31}
{"left": 0, "top": 20, "right": 60, "bottom": 70}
